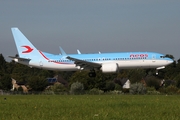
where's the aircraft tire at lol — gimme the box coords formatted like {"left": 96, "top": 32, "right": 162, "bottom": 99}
{"left": 88, "top": 72, "right": 96, "bottom": 77}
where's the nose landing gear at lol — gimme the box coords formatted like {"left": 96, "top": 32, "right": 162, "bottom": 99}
{"left": 156, "top": 66, "right": 165, "bottom": 75}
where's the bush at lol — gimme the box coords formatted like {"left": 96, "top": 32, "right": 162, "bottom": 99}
{"left": 89, "top": 88, "right": 104, "bottom": 95}
{"left": 18, "top": 86, "right": 23, "bottom": 92}
{"left": 122, "top": 88, "right": 129, "bottom": 93}
{"left": 114, "top": 83, "right": 122, "bottom": 91}
{"left": 177, "top": 89, "right": 180, "bottom": 94}
{"left": 51, "top": 83, "right": 68, "bottom": 93}
{"left": 159, "top": 85, "right": 179, "bottom": 94}
{"left": 105, "top": 81, "right": 115, "bottom": 91}
{"left": 146, "top": 87, "right": 160, "bottom": 95}
{"left": 28, "top": 76, "right": 48, "bottom": 91}
{"left": 166, "top": 85, "right": 178, "bottom": 94}
{"left": 107, "top": 90, "right": 123, "bottom": 95}
{"left": 129, "top": 83, "right": 147, "bottom": 94}
{"left": 70, "top": 81, "right": 84, "bottom": 95}
{"left": 145, "top": 76, "right": 161, "bottom": 90}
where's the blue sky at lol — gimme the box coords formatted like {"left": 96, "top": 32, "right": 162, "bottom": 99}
{"left": 0, "top": 1, "right": 180, "bottom": 61}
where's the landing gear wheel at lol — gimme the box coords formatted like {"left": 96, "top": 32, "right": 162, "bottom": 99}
{"left": 156, "top": 70, "right": 159, "bottom": 75}
{"left": 88, "top": 72, "right": 96, "bottom": 77}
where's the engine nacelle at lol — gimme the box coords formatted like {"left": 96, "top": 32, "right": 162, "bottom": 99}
{"left": 101, "top": 63, "right": 118, "bottom": 73}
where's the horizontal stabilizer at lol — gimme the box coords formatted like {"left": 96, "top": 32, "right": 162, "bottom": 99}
{"left": 9, "top": 56, "right": 31, "bottom": 61}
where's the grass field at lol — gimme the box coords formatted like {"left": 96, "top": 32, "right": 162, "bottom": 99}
{"left": 0, "top": 95, "right": 180, "bottom": 120}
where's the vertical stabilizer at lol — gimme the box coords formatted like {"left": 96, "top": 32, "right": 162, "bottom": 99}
{"left": 11, "top": 28, "right": 40, "bottom": 59}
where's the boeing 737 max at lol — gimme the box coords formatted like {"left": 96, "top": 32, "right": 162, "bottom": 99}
{"left": 9, "top": 28, "right": 173, "bottom": 77}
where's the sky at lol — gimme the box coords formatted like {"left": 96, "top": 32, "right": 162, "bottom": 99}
{"left": 0, "top": 1, "right": 180, "bottom": 61}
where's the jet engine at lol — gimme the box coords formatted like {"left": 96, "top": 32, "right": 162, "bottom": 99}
{"left": 101, "top": 63, "right": 118, "bottom": 73}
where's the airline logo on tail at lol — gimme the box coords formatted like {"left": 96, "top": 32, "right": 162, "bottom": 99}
{"left": 21, "top": 46, "right": 33, "bottom": 53}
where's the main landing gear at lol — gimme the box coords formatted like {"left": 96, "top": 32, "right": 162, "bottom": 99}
{"left": 88, "top": 70, "right": 96, "bottom": 77}
{"left": 156, "top": 70, "right": 159, "bottom": 75}
{"left": 156, "top": 66, "right": 165, "bottom": 75}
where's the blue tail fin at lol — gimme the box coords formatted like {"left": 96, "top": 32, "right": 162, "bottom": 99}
{"left": 11, "top": 28, "right": 40, "bottom": 59}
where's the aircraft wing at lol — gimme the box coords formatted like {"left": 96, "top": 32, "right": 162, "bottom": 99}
{"left": 66, "top": 56, "right": 101, "bottom": 70}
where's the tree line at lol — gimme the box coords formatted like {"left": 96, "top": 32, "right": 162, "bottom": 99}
{"left": 0, "top": 53, "right": 180, "bottom": 94}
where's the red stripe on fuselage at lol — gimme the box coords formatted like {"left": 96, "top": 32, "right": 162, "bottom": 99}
{"left": 39, "top": 50, "right": 49, "bottom": 60}
{"left": 38, "top": 50, "right": 72, "bottom": 65}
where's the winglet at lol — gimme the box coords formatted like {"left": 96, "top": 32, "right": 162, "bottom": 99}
{"left": 59, "top": 47, "right": 67, "bottom": 56}
{"left": 77, "top": 49, "right": 81, "bottom": 54}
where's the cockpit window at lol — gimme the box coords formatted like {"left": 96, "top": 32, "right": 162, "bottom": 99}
{"left": 160, "top": 56, "right": 165, "bottom": 58}
{"left": 160, "top": 55, "right": 173, "bottom": 59}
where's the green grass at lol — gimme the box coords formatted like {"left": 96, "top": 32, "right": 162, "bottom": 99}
{"left": 0, "top": 95, "right": 180, "bottom": 120}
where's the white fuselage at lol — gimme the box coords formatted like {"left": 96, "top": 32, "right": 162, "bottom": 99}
{"left": 15, "top": 52, "right": 173, "bottom": 72}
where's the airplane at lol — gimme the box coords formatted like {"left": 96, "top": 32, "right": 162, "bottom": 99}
{"left": 9, "top": 28, "right": 173, "bottom": 77}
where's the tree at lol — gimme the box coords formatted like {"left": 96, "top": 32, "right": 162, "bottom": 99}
{"left": 165, "top": 54, "right": 174, "bottom": 60}
{"left": 0, "top": 54, "right": 7, "bottom": 72}
{"left": 145, "top": 76, "right": 161, "bottom": 90}
{"left": 174, "top": 73, "right": 180, "bottom": 88}
{"left": 92, "top": 71, "right": 117, "bottom": 91}
{"left": 6, "top": 60, "right": 16, "bottom": 74}
{"left": 0, "top": 74, "right": 12, "bottom": 90}
{"left": 105, "top": 81, "right": 115, "bottom": 92}
{"left": 69, "top": 71, "right": 95, "bottom": 90}
{"left": 117, "top": 69, "right": 146, "bottom": 84}
{"left": 28, "top": 76, "right": 48, "bottom": 91}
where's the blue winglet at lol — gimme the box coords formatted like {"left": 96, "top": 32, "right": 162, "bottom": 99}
{"left": 59, "top": 47, "right": 67, "bottom": 56}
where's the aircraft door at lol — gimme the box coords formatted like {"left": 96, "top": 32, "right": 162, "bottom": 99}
{"left": 152, "top": 55, "right": 156, "bottom": 62}
{"left": 39, "top": 61, "right": 43, "bottom": 67}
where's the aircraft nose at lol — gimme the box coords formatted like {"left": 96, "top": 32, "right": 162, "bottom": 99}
{"left": 168, "top": 59, "right": 174, "bottom": 64}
